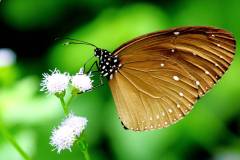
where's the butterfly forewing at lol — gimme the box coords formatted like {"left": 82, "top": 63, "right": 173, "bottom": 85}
{"left": 109, "top": 26, "right": 236, "bottom": 131}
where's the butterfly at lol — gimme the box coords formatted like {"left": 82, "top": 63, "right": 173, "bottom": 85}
{"left": 66, "top": 26, "right": 236, "bottom": 131}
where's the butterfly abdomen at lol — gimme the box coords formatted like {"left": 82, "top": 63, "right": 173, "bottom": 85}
{"left": 94, "top": 48, "right": 122, "bottom": 79}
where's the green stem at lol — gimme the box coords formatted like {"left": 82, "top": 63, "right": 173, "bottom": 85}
{"left": 82, "top": 149, "right": 90, "bottom": 160}
{"left": 66, "top": 95, "right": 74, "bottom": 108}
{"left": 59, "top": 95, "right": 74, "bottom": 116}
{"left": 79, "top": 137, "right": 90, "bottom": 160}
{"left": 0, "top": 122, "right": 31, "bottom": 160}
{"left": 59, "top": 97, "right": 69, "bottom": 115}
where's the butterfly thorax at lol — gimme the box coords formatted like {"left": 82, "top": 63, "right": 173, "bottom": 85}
{"left": 94, "top": 48, "right": 121, "bottom": 79}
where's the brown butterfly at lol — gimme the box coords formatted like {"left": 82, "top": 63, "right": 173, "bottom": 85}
{"left": 68, "top": 26, "right": 236, "bottom": 131}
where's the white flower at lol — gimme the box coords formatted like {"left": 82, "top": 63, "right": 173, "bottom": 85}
{"left": 40, "top": 68, "right": 70, "bottom": 94}
{"left": 50, "top": 113, "right": 88, "bottom": 153}
{"left": 50, "top": 125, "right": 76, "bottom": 153}
{"left": 71, "top": 68, "right": 93, "bottom": 92}
{"left": 61, "top": 113, "right": 88, "bottom": 136}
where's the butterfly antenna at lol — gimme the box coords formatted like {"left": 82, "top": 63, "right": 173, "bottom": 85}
{"left": 61, "top": 37, "right": 98, "bottom": 48}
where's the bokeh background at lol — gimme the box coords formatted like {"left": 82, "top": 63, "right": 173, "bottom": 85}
{"left": 0, "top": 0, "right": 240, "bottom": 159}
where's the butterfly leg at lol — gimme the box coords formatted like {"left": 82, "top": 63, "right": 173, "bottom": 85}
{"left": 83, "top": 56, "right": 95, "bottom": 73}
{"left": 83, "top": 61, "right": 104, "bottom": 92}
{"left": 91, "top": 72, "right": 104, "bottom": 90}
{"left": 85, "top": 60, "right": 98, "bottom": 74}
{"left": 89, "top": 61, "right": 104, "bottom": 90}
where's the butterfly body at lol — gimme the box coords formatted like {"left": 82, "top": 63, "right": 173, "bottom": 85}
{"left": 94, "top": 48, "right": 121, "bottom": 79}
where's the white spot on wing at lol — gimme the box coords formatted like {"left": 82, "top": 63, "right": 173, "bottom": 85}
{"left": 196, "top": 81, "right": 200, "bottom": 86}
{"left": 174, "top": 31, "right": 180, "bottom": 35}
{"left": 173, "top": 76, "right": 180, "bottom": 81}
{"left": 160, "top": 63, "right": 164, "bottom": 67}
{"left": 205, "top": 71, "right": 210, "bottom": 75}
{"left": 179, "top": 92, "right": 184, "bottom": 97}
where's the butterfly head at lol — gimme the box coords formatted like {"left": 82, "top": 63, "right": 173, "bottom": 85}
{"left": 94, "top": 48, "right": 122, "bottom": 79}
{"left": 94, "top": 48, "right": 102, "bottom": 58}
{"left": 62, "top": 39, "right": 122, "bottom": 79}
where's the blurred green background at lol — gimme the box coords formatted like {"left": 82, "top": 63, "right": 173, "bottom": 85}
{"left": 0, "top": 0, "right": 240, "bottom": 160}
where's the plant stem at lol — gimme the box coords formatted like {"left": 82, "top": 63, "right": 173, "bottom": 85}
{"left": 66, "top": 95, "right": 74, "bottom": 108}
{"left": 59, "top": 97, "right": 69, "bottom": 115}
{"left": 0, "top": 122, "right": 31, "bottom": 160}
{"left": 59, "top": 95, "right": 74, "bottom": 116}
{"left": 79, "top": 137, "right": 90, "bottom": 160}
{"left": 82, "top": 149, "right": 90, "bottom": 160}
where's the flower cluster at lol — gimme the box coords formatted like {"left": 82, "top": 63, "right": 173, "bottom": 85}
{"left": 50, "top": 113, "right": 88, "bottom": 153}
{"left": 41, "top": 67, "right": 92, "bottom": 155}
{"left": 40, "top": 68, "right": 93, "bottom": 94}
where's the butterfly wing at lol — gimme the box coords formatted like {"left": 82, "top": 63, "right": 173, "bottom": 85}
{"left": 109, "top": 26, "right": 236, "bottom": 131}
